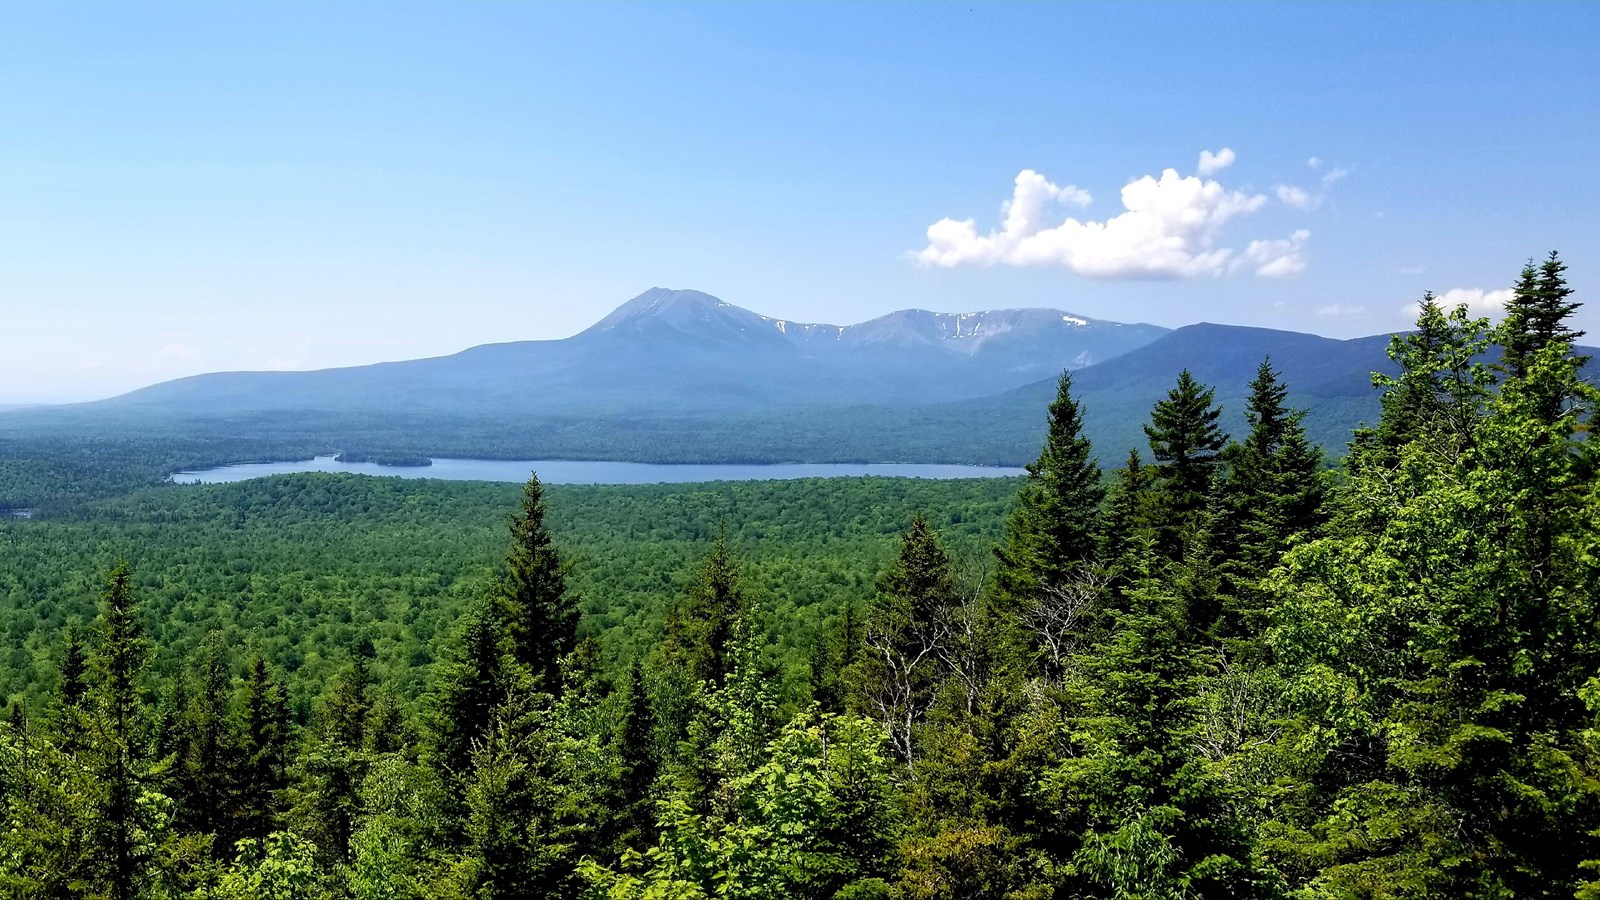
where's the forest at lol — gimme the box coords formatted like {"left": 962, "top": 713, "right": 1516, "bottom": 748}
{"left": 0, "top": 253, "right": 1596, "bottom": 899}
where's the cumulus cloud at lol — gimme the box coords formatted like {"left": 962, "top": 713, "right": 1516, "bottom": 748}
{"left": 1307, "top": 157, "right": 1323, "bottom": 169}
{"left": 1322, "top": 166, "right": 1349, "bottom": 185}
{"left": 1197, "top": 147, "right": 1236, "bottom": 176}
{"left": 1237, "top": 229, "right": 1311, "bottom": 278}
{"left": 913, "top": 154, "right": 1310, "bottom": 280}
{"left": 1275, "top": 184, "right": 1320, "bottom": 211}
{"left": 1402, "top": 287, "right": 1513, "bottom": 319}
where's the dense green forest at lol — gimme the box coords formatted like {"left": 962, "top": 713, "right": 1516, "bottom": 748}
{"left": 0, "top": 254, "right": 1596, "bottom": 898}
{"left": 0, "top": 475, "right": 1017, "bottom": 710}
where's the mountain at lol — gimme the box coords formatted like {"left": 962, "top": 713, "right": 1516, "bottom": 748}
{"left": 962, "top": 323, "right": 1403, "bottom": 459}
{"left": 12, "top": 290, "right": 1585, "bottom": 468}
{"left": 82, "top": 288, "right": 1171, "bottom": 415}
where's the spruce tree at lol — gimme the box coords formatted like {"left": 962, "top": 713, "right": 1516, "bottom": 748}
{"left": 57, "top": 622, "right": 91, "bottom": 754}
{"left": 1096, "top": 449, "right": 1154, "bottom": 569}
{"left": 174, "top": 632, "right": 239, "bottom": 850}
{"left": 1505, "top": 251, "right": 1586, "bottom": 382}
{"left": 234, "top": 656, "right": 291, "bottom": 843}
{"left": 292, "top": 653, "right": 374, "bottom": 863}
{"left": 660, "top": 532, "right": 747, "bottom": 688}
{"left": 1057, "top": 546, "right": 1266, "bottom": 899}
{"left": 1215, "top": 359, "right": 1325, "bottom": 650}
{"left": 612, "top": 658, "right": 658, "bottom": 853}
{"left": 1143, "top": 370, "right": 1228, "bottom": 559}
{"left": 994, "top": 370, "right": 1104, "bottom": 606}
{"left": 859, "top": 516, "right": 958, "bottom": 763}
{"left": 431, "top": 602, "right": 511, "bottom": 792}
{"left": 496, "top": 472, "right": 578, "bottom": 694}
{"left": 87, "top": 563, "right": 157, "bottom": 900}
{"left": 59, "top": 623, "right": 89, "bottom": 711}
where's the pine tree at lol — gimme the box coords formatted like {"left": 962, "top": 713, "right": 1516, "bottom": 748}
{"left": 994, "top": 371, "right": 1104, "bottom": 606}
{"left": 496, "top": 472, "right": 578, "bottom": 694}
{"left": 234, "top": 656, "right": 291, "bottom": 843}
{"left": 1143, "top": 370, "right": 1228, "bottom": 560}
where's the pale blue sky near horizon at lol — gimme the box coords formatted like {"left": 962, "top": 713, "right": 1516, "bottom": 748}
{"left": 2, "top": 2, "right": 1596, "bottom": 402}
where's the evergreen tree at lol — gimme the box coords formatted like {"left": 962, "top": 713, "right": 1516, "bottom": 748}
{"left": 1143, "top": 370, "right": 1228, "bottom": 559}
{"left": 291, "top": 654, "right": 375, "bottom": 864}
{"left": 1350, "top": 294, "right": 1495, "bottom": 479}
{"left": 453, "top": 694, "right": 571, "bottom": 900}
{"left": 496, "top": 472, "right": 578, "bottom": 694}
{"left": 859, "top": 516, "right": 958, "bottom": 763}
{"left": 86, "top": 563, "right": 161, "bottom": 900}
{"left": 173, "top": 632, "right": 239, "bottom": 849}
{"left": 1096, "top": 449, "right": 1155, "bottom": 572}
{"left": 1215, "top": 359, "right": 1325, "bottom": 651}
{"left": 1504, "top": 251, "right": 1586, "bottom": 382}
{"left": 57, "top": 622, "right": 91, "bottom": 754}
{"left": 1054, "top": 545, "right": 1268, "bottom": 899}
{"left": 430, "top": 602, "right": 511, "bottom": 794}
{"left": 994, "top": 370, "right": 1104, "bottom": 607}
{"left": 59, "top": 622, "right": 90, "bottom": 711}
{"left": 234, "top": 656, "right": 291, "bottom": 843}
{"left": 1263, "top": 267, "right": 1600, "bottom": 895}
{"left": 660, "top": 532, "right": 748, "bottom": 688}
{"left": 612, "top": 657, "right": 659, "bottom": 853}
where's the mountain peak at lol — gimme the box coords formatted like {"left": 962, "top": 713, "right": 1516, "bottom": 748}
{"left": 594, "top": 287, "right": 728, "bottom": 322}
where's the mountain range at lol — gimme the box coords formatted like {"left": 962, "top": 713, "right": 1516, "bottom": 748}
{"left": 93, "top": 289, "right": 1170, "bottom": 414}
{"left": 10, "top": 288, "right": 1584, "bottom": 466}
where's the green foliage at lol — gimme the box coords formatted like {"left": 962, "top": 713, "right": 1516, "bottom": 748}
{"left": 995, "top": 371, "right": 1104, "bottom": 608}
{"left": 497, "top": 473, "right": 578, "bottom": 694}
{"left": 1143, "top": 369, "right": 1228, "bottom": 559}
{"left": 0, "top": 250, "right": 1596, "bottom": 899}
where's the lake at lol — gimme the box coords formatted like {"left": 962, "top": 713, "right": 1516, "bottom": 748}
{"left": 169, "top": 456, "right": 1026, "bottom": 485}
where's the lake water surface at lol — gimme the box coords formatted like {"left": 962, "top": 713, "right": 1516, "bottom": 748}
{"left": 169, "top": 456, "right": 1026, "bottom": 486}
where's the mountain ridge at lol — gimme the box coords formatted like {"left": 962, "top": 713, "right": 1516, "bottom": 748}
{"left": 73, "top": 288, "right": 1172, "bottom": 414}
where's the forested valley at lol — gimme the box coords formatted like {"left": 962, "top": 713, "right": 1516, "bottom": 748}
{"left": 1, "top": 255, "right": 1597, "bottom": 899}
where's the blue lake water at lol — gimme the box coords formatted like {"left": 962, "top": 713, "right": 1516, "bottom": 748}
{"left": 169, "top": 456, "right": 1026, "bottom": 486}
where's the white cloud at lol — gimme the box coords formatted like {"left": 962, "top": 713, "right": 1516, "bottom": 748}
{"left": 1236, "top": 229, "right": 1311, "bottom": 278}
{"left": 1275, "top": 184, "right": 1320, "bottom": 211}
{"left": 1322, "top": 166, "right": 1349, "bottom": 185}
{"left": 913, "top": 156, "right": 1309, "bottom": 280}
{"left": 1317, "top": 303, "right": 1367, "bottom": 317}
{"left": 1197, "top": 147, "right": 1236, "bottom": 176}
{"left": 1402, "top": 287, "right": 1513, "bottom": 319}
{"left": 1397, "top": 264, "right": 1427, "bottom": 275}
{"left": 1307, "top": 157, "right": 1323, "bottom": 169}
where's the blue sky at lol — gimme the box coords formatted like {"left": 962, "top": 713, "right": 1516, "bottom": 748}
{"left": 2, "top": 2, "right": 1596, "bottom": 401}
